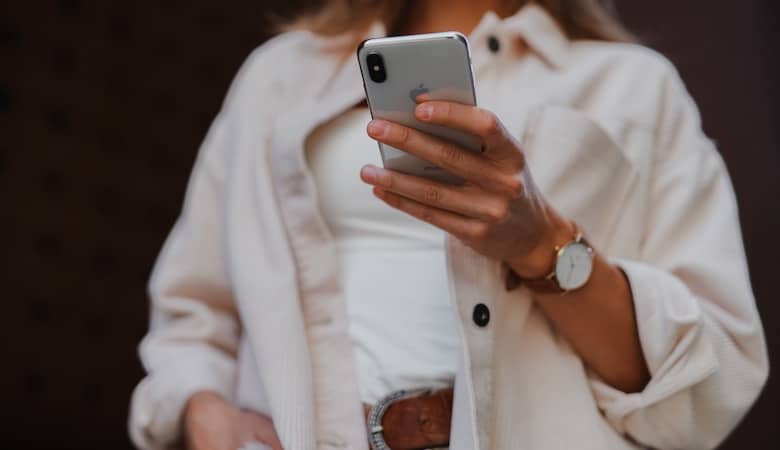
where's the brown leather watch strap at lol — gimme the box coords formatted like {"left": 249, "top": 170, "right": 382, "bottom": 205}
{"left": 364, "top": 387, "right": 453, "bottom": 450}
{"left": 521, "top": 270, "right": 565, "bottom": 294}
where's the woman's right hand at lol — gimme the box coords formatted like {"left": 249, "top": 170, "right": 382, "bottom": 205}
{"left": 183, "top": 391, "right": 283, "bottom": 450}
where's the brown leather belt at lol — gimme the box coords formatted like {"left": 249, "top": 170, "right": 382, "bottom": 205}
{"left": 363, "top": 387, "right": 453, "bottom": 450}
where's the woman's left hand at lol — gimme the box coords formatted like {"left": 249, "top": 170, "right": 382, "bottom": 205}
{"left": 360, "top": 100, "right": 572, "bottom": 278}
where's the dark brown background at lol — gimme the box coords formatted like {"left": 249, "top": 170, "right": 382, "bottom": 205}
{"left": 1, "top": 1, "right": 777, "bottom": 449}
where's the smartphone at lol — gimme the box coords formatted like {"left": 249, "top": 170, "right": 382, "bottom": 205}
{"left": 357, "top": 32, "right": 480, "bottom": 185}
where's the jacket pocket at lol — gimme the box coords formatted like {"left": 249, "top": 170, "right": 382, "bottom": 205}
{"left": 522, "top": 106, "right": 641, "bottom": 250}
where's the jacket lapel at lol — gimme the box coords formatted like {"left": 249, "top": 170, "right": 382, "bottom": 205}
{"left": 265, "top": 43, "right": 373, "bottom": 450}
{"left": 445, "top": 235, "right": 502, "bottom": 450}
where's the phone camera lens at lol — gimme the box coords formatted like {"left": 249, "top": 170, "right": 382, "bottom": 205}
{"left": 366, "top": 52, "right": 387, "bottom": 83}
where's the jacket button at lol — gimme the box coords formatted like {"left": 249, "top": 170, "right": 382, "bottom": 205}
{"left": 487, "top": 35, "right": 500, "bottom": 53}
{"left": 472, "top": 303, "right": 490, "bottom": 327}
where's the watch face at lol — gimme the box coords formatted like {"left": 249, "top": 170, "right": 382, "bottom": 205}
{"left": 555, "top": 242, "right": 593, "bottom": 290}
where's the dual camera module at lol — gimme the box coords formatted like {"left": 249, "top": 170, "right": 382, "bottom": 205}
{"left": 367, "top": 52, "right": 387, "bottom": 83}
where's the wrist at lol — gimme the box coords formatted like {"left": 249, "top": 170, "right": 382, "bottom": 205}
{"left": 507, "top": 211, "right": 574, "bottom": 279}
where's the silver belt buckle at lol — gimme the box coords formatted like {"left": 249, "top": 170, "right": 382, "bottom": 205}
{"left": 366, "top": 387, "right": 433, "bottom": 450}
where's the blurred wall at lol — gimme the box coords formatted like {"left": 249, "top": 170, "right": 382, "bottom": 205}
{"left": 1, "top": 1, "right": 777, "bottom": 449}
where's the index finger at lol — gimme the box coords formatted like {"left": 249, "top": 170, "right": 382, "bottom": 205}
{"left": 414, "top": 100, "right": 508, "bottom": 147}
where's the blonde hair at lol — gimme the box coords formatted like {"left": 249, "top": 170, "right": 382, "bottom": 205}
{"left": 286, "top": 0, "right": 635, "bottom": 42}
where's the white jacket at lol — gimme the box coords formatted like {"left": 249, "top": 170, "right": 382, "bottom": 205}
{"left": 129, "top": 5, "right": 768, "bottom": 450}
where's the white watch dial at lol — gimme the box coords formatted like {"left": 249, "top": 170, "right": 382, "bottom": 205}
{"left": 554, "top": 242, "right": 593, "bottom": 290}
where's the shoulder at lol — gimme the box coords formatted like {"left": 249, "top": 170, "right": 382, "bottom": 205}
{"left": 568, "top": 40, "right": 684, "bottom": 90}
{"left": 220, "top": 30, "right": 327, "bottom": 111}
{"left": 564, "top": 40, "right": 696, "bottom": 130}
{"left": 201, "top": 30, "right": 327, "bottom": 163}
{"left": 564, "top": 40, "right": 715, "bottom": 167}
{"left": 572, "top": 40, "right": 675, "bottom": 70}
{"left": 240, "top": 29, "right": 326, "bottom": 73}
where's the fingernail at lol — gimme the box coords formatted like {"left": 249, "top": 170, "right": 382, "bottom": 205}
{"left": 416, "top": 103, "right": 434, "bottom": 121}
{"left": 367, "top": 120, "right": 388, "bottom": 138}
{"left": 361, "top": 165, "right": 378, "bottom": 183}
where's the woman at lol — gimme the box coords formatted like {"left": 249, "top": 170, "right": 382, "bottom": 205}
{"left": 129, "top": 1, "right": 768, "bottom": 449}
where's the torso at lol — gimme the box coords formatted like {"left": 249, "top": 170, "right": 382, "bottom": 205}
{"left": 222, "top": 7, "right": 694, "bottom": 448}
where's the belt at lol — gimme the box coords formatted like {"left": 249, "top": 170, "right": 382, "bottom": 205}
{"left": 363, "top": 387, "right": 454, "bottom": 450}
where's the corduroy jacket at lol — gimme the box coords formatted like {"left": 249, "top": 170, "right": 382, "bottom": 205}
{"left": 129, "top": 5, "right": 768, "bottom": 450}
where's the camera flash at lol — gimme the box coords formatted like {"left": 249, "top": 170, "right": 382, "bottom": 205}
{"left": 373, "top": 65, "right": 380, "bottom": 71}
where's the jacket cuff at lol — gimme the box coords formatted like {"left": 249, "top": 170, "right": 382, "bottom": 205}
{"left": 589, "top": 258, "right": 718, "bottom": 432}
{"left": 129, "top": 354, "right": 236, "bottom": 449}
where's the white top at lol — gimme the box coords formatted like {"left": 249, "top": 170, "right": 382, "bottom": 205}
{"left": 304, "top": 107, "right": 460, "bottom": 404}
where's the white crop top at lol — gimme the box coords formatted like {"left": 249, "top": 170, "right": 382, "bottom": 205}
{"left": 304, "top": 108, "right": 460, "bottom": 404}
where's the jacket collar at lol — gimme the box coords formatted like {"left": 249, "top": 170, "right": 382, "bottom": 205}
{"left": 488, "top": 3, "right": 570, "bottom": 69}
{"left": 325, "top": 3, "right": 570, "bottom": 69}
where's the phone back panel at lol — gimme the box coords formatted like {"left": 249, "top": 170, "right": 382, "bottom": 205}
{"left": 357, "top": 32, "right": 479, "bottom": 184}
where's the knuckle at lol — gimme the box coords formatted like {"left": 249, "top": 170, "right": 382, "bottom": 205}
{"left": 381, "top": 171, "right": 395, "bottom": 189}
{"left": 485, "top": 202, "right": 510, "bottom": 223}
{"left": 441, "top": 144, "right": 463, "bottom": 166}
{"left": 422, "top": 185, "right": 442, "bottom": 204}
{"left": 507, "top": 151, "right": 526, "bottom": 173}
{"left": 470, "top": 223, "right": 490, "bottom": 240}
{"left": 431, "top": 140, "right": 447, "bottom": 157}
{"left": 480, "top": 111, "right": 501, "bottom": 136}
{"left": 439, "top": 102, "right": 452, "bottom": 120}
{"left": 396, "top": 125, "right": 411, "bottom": 144}
{"left": 502, "top": 177, "right": 524, "bottom": 198}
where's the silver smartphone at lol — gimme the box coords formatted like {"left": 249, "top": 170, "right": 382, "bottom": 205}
{"left": 357, "top": 32, "right": 480, "bottom": 185}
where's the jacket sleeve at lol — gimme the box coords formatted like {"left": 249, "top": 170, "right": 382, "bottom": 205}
{"left": 128, "top": 111, "right": 241, "bottom": 449}
{"left": 588, "top": 63, "right": 769, "bottom": 449}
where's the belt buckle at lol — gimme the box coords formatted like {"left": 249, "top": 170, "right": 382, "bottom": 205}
{"left": 366, "top": 387, "right": 432, "bottom": 450}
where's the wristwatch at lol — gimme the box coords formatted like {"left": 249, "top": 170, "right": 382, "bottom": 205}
{"left": 518, "top": 228, "right": 595, "bottom": 294}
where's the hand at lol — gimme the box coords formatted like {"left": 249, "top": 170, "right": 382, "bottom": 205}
{"left": 183, "top": 391, "right": 283, "bottom": 450}
{"left": 360, "top": 99, "right": 572, "bottom": 278}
